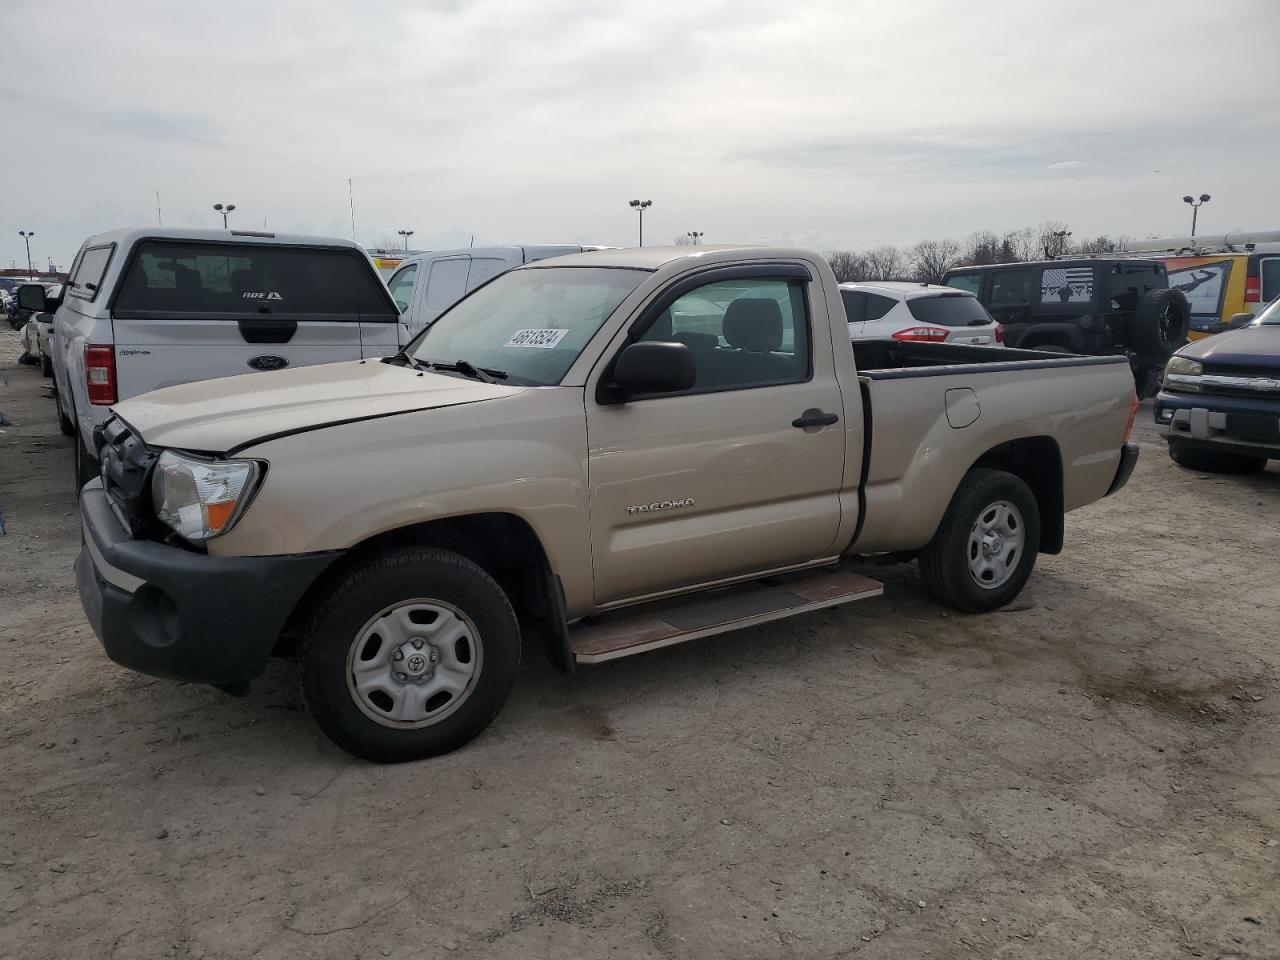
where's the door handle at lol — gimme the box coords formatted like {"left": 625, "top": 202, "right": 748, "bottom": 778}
{"left": 792, "top": 410, "right": 839, "bottom": 429}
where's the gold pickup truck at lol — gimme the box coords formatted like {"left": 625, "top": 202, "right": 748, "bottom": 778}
{"left": 77, "top": 246, "right": 1139, "bottom": 761}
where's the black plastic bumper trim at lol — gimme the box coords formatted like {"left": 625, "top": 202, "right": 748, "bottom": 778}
{"left": 1106, "top": 442, "right": 1140, "bottom": 496}
{"left": 76, "top": 485, "right": 341, "bottom": 686}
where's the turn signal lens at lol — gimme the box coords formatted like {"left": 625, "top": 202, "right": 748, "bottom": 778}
{"left": 151, "top": 450, "right": 262, "bottom": 542}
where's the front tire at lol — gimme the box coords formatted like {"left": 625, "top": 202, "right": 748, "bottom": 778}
{"left": 300, "top": 547, "right": 521, "bottom": 763}
{"left": 1168, "top": 440, "right": 1266, "bottom": 475}
{"left": 919, "top": 468, "right": 1041, "bottom": 613}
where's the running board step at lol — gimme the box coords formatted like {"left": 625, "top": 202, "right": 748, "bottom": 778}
{"left": 569, "top": 569, "right": 883, "bottom": 665}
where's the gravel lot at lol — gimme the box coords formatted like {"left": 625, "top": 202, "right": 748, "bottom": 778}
{"left": 2, "top": 325, "right": 1278, "bottom": 960}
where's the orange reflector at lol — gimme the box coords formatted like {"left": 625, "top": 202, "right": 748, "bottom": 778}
{"left": 204, "top": 500, "right": 236, "bottom": 532}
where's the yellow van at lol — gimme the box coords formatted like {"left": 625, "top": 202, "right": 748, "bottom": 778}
{"left": 1129, "top": 233, "right": 1280, "bottom": 339}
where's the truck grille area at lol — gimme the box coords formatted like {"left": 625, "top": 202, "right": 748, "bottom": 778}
{"left": 1194, "top": 367, "right": 1280, "bottom": 399}
{"left": 95, "top": 417, "right": 160, "bottom": 538}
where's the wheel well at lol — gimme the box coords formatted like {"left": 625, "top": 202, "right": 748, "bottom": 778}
{"left": 279, "top": 513, "right": 570, "bottom": 669}
{"left": 972, "top": 437, "right": 1064, "bottom": 554}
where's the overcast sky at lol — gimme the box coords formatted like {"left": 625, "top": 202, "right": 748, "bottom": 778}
{"left": 4, "top": 0, "right": 1278, "bottom": 270}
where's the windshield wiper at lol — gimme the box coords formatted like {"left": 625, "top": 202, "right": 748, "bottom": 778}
{"left": 382, "top": 351, "right": 430, "bottom": 371}
{"left": 432, "top": 360, "right": 508, "bottom": 383}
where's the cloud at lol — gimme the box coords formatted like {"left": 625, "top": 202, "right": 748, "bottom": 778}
{"left": 3, "top": 0, "right": 1279, "bottom": 268}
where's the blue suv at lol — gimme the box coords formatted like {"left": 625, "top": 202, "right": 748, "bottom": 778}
{"left": 1156, "top": 300, "right": 1280, "bottom": 473}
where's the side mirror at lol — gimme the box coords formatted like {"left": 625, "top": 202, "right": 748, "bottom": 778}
{"left": 1227, "top": 312, "right": 1255, "bottom": 330}
{"left": 17, "top": 284, "right": 47, "bottom": 313}
{"left": 609, "top": 341, "right": 696, "bottom": 400}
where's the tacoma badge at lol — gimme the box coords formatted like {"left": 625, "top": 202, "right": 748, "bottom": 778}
{"left": 626, "top": 498, "right": 694, "bottom": 516}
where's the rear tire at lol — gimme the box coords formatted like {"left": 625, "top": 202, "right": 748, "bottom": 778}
{"left": 1168, "top": 440, "right": 1266, "bottom": 474}
{"left": 57, "top": 405, "right": 75, "bottom": 437}
{"left": 73, "top": 424, "right": 98, "bottom": 493}
{"left": 41, "top": 353, "right": 53, "bottom": 377}
{"left": 300, "top": 547, "right": 522, "bottom": 763}
{"left": 1131, "top": 289, "right": 1190, "bottom": 356}
{"left": 1134, "top": 366, "right": 1163, "bottom": 399}
{"left": 919, "top": 468, "right": 1041, "bottom": 613}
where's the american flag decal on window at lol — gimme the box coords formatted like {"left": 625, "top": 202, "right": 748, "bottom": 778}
{"left": 1041, "top": 267, "right": 1093, "bottom": 303}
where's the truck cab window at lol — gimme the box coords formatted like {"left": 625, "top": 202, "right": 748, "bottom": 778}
{"left": 640, "top": 277, "right": 810, "bottom": 392}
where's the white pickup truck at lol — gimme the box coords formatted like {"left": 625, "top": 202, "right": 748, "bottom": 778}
{"left": 76, "top": 245, "right": 1139, "bottom": 762}
{"left": 19, "top": 228, "right": 405, "bottom": 489}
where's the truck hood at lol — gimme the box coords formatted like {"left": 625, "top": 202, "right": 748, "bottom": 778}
{"left": 1177, "top": 325, "right": 1280, "bottom": 369}
{"left": 113, "top": 360, "right": 524, "bottom": 453}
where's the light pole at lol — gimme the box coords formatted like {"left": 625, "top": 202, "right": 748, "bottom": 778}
{"left": 17, "top": 230, "right": 34, "bottom": 275}
{"left": 213, "top": 203, "right": 236, "bottom": 228}
{"left": 397, "top": 229, "right": 414, "bottom": 250}
{"left": 687, "top": 231, "right": 703, "bottom": 245}
{"left": 1182, "top": 193, "right": 1210, "bottom": 236}
{"left": 629, "top": 199, "right": 652, "bottom": 247}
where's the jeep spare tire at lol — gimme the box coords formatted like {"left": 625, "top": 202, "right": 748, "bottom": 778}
{"left": 1131, "top": 289, "right": 1190, "bottom": 356}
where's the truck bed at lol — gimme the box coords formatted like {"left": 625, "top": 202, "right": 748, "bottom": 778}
{"left": 851, "top": 339, "right": 1127, "bottom": 377}
{"left": 847, "top": 339, "right": 1134, "bottom": 556}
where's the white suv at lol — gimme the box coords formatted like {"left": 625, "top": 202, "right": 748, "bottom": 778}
{"left": 36, "top": 227, "right": 406, "bottom": 488}
{"left": 840, "top": 281, "right": 1004, "bottom": 346}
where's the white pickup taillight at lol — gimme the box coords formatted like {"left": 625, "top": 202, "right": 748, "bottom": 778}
{"left": 892, "top": 326, "right": 950, "bottom": 343}
{"left": 84, "top": 344, "right": 117, "bottom": 405}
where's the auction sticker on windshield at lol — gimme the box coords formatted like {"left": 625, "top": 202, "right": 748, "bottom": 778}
{"left": 505, "top": 328, "right": 569, "bottom": 349}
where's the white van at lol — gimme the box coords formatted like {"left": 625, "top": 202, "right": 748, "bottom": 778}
{"left": 29, "top": 227, "right": 405, "bottom": 487}
{"left": 387, "top": 245, "right": 599, "bottom": 334}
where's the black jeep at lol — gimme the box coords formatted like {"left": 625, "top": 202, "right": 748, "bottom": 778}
{"left": 942, "top": 258, "right": 1190, "bottom": 396}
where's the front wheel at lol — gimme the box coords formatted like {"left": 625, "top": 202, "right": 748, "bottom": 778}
{"left": 919, "top": 468, "right": 1041, "bottom": 613}
{"left": 1168, "top": 440, "right": 1266, "bottom": 475}
{"left": 300, "top": 547, "right": 521, "bottom": 763}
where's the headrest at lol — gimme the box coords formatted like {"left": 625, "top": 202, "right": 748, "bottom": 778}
{"left": 672, "top": 330, "right": 719, "bottom": 353}
{"left": 229, "top": 269, "right": 260, "bottom": 295}
{"left": 172, "top": 265, "right": 202, "bottom": 292}
{"left": 723, "top": 298, "right": 783, "bottom": 352}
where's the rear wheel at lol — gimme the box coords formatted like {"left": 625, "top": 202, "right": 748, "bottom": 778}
{"left": 919, "top": 468, "right": 1041, "bottom": 612}
{"left": 57, "top": 403, "right": 75, "bottom": 438}
{"left": 74, "top": 434, "right": 99, "bottom": 491}
{"left": 1134, "top": 366, "right": 1163, "bottom": 399}
{"left": 40, "top": 353, "right": 52, "bottom": 377}
{"left": 300, "top": 547, "right": 522, "bottom": 763}
{"left": 1168, "top": 440, "right": 1266, "bottom": 474}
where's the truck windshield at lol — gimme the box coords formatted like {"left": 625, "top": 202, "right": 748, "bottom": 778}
{"left": 408, "top": 266, "right": 646, "bottom": 385}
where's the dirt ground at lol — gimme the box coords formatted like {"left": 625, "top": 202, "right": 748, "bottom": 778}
{"left": 1, "top": 325, "right": 1277, "bottom": 960}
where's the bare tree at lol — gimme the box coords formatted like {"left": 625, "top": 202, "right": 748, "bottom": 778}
{"left": 866, "top": 244, "right": 906, "bottom": 281}
{"left": 1004, "top": 227, "right": 1039, "bottom": 262}
{"left": 1038, "top": 220, "right": 1073, "bottom": 258}
{"left": 674, "top": 234, "right": 693, "bottom": 246}
{"left": 827, "top": 250, "right": 871, "bottom": 282}
{"left": 963, "top": 231, "right": 1001, "bottom": 266}
{"left": 910, "top": 237, "right": 962, "bottom": 283}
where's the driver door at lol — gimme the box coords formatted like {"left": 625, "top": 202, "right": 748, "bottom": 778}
{"left": 585, "top": 266, "right": 850, "bottom": 605}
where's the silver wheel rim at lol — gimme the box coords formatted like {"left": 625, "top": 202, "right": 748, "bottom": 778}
{"left": 966, "top": 499, "right": 1024, "bottom": 590}
{"left": 345, "top": 599, "right": 483, "bottom": 729}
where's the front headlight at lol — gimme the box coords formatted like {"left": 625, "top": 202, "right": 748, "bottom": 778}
{"left": 151, "top": 450, "right": 262, "bottom": 543}
{"left": 1165, "top": 355, "right": 1204, "bottom": 378}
